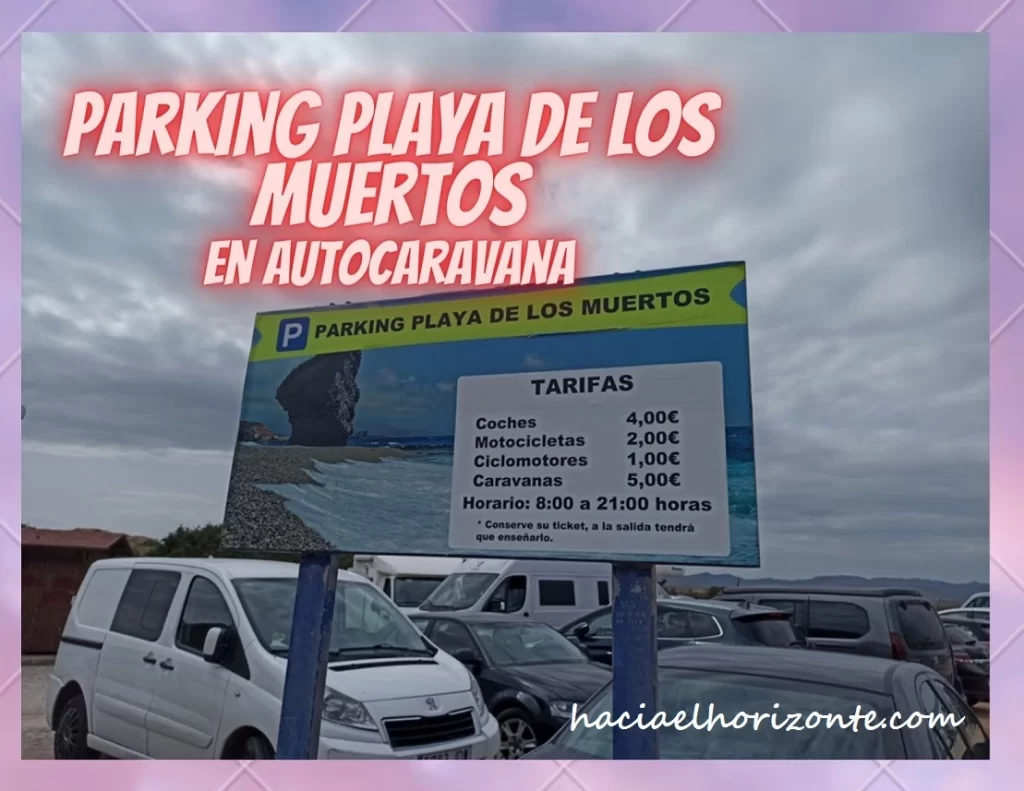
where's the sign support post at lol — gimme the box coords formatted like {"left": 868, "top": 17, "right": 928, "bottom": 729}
{"left": 611, "top": 562, "right": 659, "bottom": 759}
{"left": 276, "top": 551, "right": 340, "bottom": 759}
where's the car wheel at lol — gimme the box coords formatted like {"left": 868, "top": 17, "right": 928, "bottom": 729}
{"left": 53, "top": 694, "right": 97, "bottom": 760}
{"left": 497, "top": 707, "right": 540, "bottom": 759}
{"left": 239, "top": 733, "right": 275, "bottom": 760}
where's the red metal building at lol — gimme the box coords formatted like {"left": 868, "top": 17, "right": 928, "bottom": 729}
{"left": 21, "top": 527, "right": 135, "bottom": 655}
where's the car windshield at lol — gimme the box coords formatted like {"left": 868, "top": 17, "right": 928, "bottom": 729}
{"left": 471, "top": 622, "right": 587, "bottom": 666}
{"left": 953, "top": 621, "right": 990, "bottom": 642}
{"left": 419, "top": 573, "right": 497, "bottom": 611}
{"left": 548, "top": 669, "right": 897, "bottom": 759}
{"left": 233, "top": 577, "right": 434, "bottom": 660}
{"left": 945, "top": 626, "right": 976, "bottom": 645}
{"left": 392, "top": 576, "right": 445, "bottom": 608}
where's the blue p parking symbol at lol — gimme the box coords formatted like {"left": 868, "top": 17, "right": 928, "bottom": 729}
{"left": 277, "top": 317, "right": 310, "bottom": 352}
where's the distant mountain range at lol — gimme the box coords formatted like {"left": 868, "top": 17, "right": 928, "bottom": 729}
{"left": 661, "top": 573, "right": 987, "bottom": 606}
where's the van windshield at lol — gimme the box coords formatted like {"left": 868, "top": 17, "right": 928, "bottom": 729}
{"left": 419, "top": 573, "right": 498, "bottom": 611}
{"left": 392, "top": 576, "right": 446, "bottom": 608}
{"left": 233, "top": 578, "right": 435, "bottom": 660}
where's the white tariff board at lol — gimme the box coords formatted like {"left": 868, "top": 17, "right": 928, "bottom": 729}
{"left": 447, "top": 362, "right": 731, "bottom": 558}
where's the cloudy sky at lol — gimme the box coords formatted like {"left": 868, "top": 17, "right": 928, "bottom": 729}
{"left": 21, "top": 33, "right": 988, "bottom": 582}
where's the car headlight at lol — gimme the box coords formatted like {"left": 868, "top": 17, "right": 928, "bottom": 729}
{"left": 469, "top": 674, "right": 488, "bottom": 717}
{"left": 322, "top": 690, "right": 377, "bottom": 730}
{"left": 549, "top": 700, "right": 577, "bottom": 719}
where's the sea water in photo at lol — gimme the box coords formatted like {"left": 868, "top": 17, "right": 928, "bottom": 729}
{"left": 257, "top": 427, "right": 758, "bottom": 564}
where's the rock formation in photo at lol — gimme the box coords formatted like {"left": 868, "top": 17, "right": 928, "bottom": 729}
{"left": 275, "top": 352, "right": 362, "bottom": 447}
{"left": 237, "top": 421, "right": 281, "bottom": 443}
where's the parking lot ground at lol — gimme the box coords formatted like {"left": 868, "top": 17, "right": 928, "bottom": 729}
{"left": 20, "top": 659, "right": 992, "bottom": 760}
{"left": 22, "top": 662, "right": 52, "bottom": 760}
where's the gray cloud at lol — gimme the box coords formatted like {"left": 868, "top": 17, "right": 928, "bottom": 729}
{"left": 20, "top": 33, "right": 988, "bottom": 581}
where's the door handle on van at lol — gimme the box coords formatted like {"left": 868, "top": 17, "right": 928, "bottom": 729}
{"left": 142, "top": 653, "right": 157, "bottom": 665}
{"left": 159, "top": 659, "right": 174, "bottom": 671}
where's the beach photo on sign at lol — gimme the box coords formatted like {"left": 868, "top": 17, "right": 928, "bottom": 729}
{"left": 224, "top": 272, "right": 759, "bottom": 566}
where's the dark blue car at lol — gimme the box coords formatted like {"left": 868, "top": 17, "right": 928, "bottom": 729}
{"left": 526, "top": 645, "right": 990, "bottom": 760}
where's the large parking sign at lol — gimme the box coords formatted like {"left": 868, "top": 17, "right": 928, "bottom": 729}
{"left": 224, "top": 261, "right": 760, "bottom": 567}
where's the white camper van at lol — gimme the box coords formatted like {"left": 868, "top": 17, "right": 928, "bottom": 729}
{"left": 413, "top": 559, "right": 672, "bottom": 629}
{"left": 351, "top": 555, "right": 463, "bottom": 610}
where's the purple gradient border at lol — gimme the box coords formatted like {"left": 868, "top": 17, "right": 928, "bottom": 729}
{"left": 3, "top": 0, "right": 1021, "bottom": 786}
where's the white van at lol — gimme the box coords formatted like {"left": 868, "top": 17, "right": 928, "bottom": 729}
{"left": 46, "top": 558, "right": 499, "bottom": 760}
{"left": 351, "top": 555, "right": 462, "bottom": 610}
{"left": 414, "top": 559, "right": 672, "bottom": 629}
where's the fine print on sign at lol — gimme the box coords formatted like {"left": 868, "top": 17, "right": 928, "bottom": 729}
{"left": 222, "top": 262, "right": 759, "bottom": 567}
{"left": 448, "top": 363, "right": 731, "bottom": 557}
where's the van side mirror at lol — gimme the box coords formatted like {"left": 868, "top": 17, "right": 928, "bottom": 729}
{"left": 202, "top": 626, "right": 231, "bottom": 664}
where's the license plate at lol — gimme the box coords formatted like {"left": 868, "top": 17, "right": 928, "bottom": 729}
{"left": 419, "top": 747, "right": 470, "bottom": 759}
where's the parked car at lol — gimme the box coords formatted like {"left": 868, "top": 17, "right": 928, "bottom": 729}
{"left": 938, "top": 591, "right": 991, "bottom": 623}
{"left": 940, "top": 614, "right": 990, "bottom": 648}
{"left": 526, "top": 645, "right": 990, "bottom": 760}
{"left": 48, "top": 558, "right": 499, "bottom": 760}
{"left": 944, "top": 625, "right": 989, "bottom": 705}
{"left": 715, "top": 586, "right": 957, "bottom": 687}
{"left": 414, "top": 559, "right": 673, "bottom": 628}
{"left": 939, "top": 606, "right": 990, "bottom": 623}
{"left": 409, "top": 612, "right": 611, "bottom": 759}
{"left": 961, "top": 591, "right": 990, "bottom": 610}
{"left": 559, "top": 599, "right": 805, "bottom": 664}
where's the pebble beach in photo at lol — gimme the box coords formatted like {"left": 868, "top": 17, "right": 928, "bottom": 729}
{"left": 223, "top": 443, "right": 408, "bottom": 552}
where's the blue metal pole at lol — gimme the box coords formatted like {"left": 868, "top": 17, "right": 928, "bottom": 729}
{"left": 277, "top": 552, "right": 340, "bottom": 759}
{"left": 611, "top": 562, "right": 659, "bottom": 759}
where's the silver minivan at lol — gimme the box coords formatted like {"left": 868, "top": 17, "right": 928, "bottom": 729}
{"left": 47, "top": 557, "right": 499, "bottom": 760}
{"left": 715, "top": 586, "right": 958, "bottom": 688}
